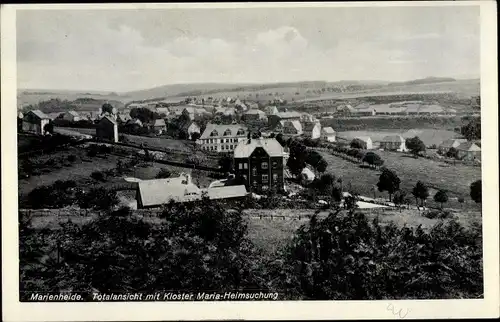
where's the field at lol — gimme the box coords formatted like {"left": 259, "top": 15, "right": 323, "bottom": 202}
{"left": 317, "top": 150, "right": 481, "bottom": 210}
{"left": 298, "top": 79, "right": 479, "bottom": 102}
{"left": 336, "top": 128, "right": 462, "bottom": 146}
{"left": 320, "top": 115, "right": 467, "bottom": 132}
{"left": 18, "top": 145, "right": 216, "bottom": 201}
{"left": 59, "top": 127, "right": 196, "bottom": 153}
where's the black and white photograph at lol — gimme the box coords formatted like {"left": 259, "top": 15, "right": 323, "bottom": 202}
{"left": 2, "top": 2, "right": 499, "bottom": 321}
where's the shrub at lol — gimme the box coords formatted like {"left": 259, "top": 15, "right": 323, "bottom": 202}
{"left": 90, "top": 171, "right": 106, "bottom": 182}
{"left": 272, "top": 211, "right": 483, "bottom": 300}
{"left": 67, "top": 155, "right": 77, "bottom": 162}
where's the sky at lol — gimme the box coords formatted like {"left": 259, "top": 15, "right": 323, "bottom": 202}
{"left": 16, "top": 5, "right": 480, "bottom": 92}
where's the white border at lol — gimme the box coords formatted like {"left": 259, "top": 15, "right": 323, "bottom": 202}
{"left": 2, "top": 2, "right": 499, "bottom": 321}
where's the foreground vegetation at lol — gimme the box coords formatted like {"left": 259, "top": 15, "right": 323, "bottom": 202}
{"left": 20, "top": 197, "right": 483, "bottom": 300}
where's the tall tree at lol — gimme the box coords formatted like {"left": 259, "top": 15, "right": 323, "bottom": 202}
{"left": 376, "top": 168, "right": 400, "bottom": 202}
{"left": 350, "top": 138, "right": 367, "bottom": 150}
{"left": 405, "top": 136, "right": 426, "bottom": 158}
{"left": 433, "top": 190, "right": 449, "bottom": 209}
{"left": 412, "top": 181, "right": 429, "bottom": 208}
{"left": 362, "top": 152, "right": 383, "bottom": 169}
{"left": 461, "top": 119, "right": 481, "bottom": 141}
{"left": 470, "top": 180, "right": 482, "bottom": 203}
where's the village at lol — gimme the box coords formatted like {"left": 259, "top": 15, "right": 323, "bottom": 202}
{"left": 18, "top": 92, "right": 482, "bottom": 213}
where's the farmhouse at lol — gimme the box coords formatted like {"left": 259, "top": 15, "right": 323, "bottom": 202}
{"left": 380, "top": 135, "right": 407, "bottom": 152}
{"left": 22, "top": 110, "right": 51, "bottom": 135}
{"left": 456, "top": 141, "right": 481, "bottom": 161}
{"left": 355, "top": 136, "right": 373, "bottom": 150}
{"left": 181, "top": 121, "right": 201, "bottom": 140}
{"left": 438, "top": 138, "right": 468, "bottom": 155}
{"left": 321, "top": 127, "right": 336, "bottom": 142}
{"left": 61, "top": 110, "right": 81, "bottom": 122}
{"left": 371, "top": 104, "right": 407, "bottom": 116}
{"left": 267, "top": 111, "right": 302, "bottom": 128}
{"left": 350, "top": 104, "right": 376, "bottom": 116}
{"left": 96, "top": 115, "right": 119, "bottom": 143}
{"left": 243, "top": 109, "right": 267, "bottom": 121}
{"left": 152, "top": 119, "right": 167, "bottom": 135}
{"left": 198, "top": 123, "right": 248, "bottom": 152}
{"left": 274, "top": 120, "right": 303, "bottom": 136}
{"left": 233, "top": 137, "right": 285, "bottom": 193}
{"left": 302, "top": 121, "right": 321, "bottom": 139}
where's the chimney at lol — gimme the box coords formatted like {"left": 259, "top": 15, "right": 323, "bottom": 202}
{"left": 247, "top": 131, "right": 251, "bottom": 144}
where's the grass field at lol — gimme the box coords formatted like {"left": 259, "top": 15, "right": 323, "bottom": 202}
{"left": 337, "top": 128, "right": 462, "bottom": 146}
{"left": 18, "top": 145, "right": 216, "bottom": 199}
{"left": 318, "top": 150, "right": 481, "bottom": 210}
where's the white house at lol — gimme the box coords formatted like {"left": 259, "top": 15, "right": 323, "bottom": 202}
{"left": 302, "top": 121, "right": 321, "bottom": 139}
{"left": 181, "top": 121, "right": 201, "bottom": 140}
{"left": 198, "top": 124, "right": 248, "bottom": 153}
{"left": 354, "top": 136, "right": 373, "bottom": 150}
{"left": 321, "top": 127, "right": 336, "bottom": 142}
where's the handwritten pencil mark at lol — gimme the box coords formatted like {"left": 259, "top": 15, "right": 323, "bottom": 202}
{"left": 387, "top": 303, "right": 411, "bottom": 319}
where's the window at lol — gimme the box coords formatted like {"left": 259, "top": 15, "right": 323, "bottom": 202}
{"left": 221, "top": 145, "right": 225, "bottom": 150}
{"left": 272, "top": 161, "right": 278, "bottom": 169}
{"left": 239, "top": 163, "right": 243, "bottom": 170}
{"left": 223, "top": 129, "right": 232, "bottom": 136}
{"left": 230, "top": 145, "right": 233, "bottom": 150}
{"left": 262, "top": 185, "right": 269, "bottom": 191}
{"left": 237, "top": 128, "right": 245, "bottom": 135}
{"left": 273, "top": 173, "right": 278, "bottom": 182}
{"left": 252, "top": 180, "right": 257, "bottom": 187}
{"left": 261, "top": 162, "right": 268, "bottom": 169}
{"left": 226, "top": 145, "right": 229, "bottom": 150}
{"left": 252, "top": 167, "right": 257, "bottom": 175}
{"left": 262, "top": 174, "right": 269, "bottom": 183}
{"left": 243, "top": 163, "right": 248, "bottom": 169}
{"left": 210, "top": 130, "right": 218, "bottom": 137}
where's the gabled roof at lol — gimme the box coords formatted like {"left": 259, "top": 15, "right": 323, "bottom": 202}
{"left": 99, "top": 115, "right": 117, "bottom": 125}
{"left": 234, "top": 138, "right": 284, "bottom": 158}
{"left": 381, "top": 135, "right": 405, "bottom": 143}
{"left": 200, "top": 123, "right": 248, "bottom": 139}
{"left": 118, "top": 113, "right": 131, "bottom": 121}
{"left": 264, "top": 106, "right": 279, "bottom": 115}
{"left": 280, "top": 120, "right": 302, "bottom": 133}
{"left": 28, "top": 109, "right": 50, "bottom": 120}
{"left": 181, "top": 120, "right": 200, "bottom": 130}
{"left": 456, "top": 141, "right": 481, "bottom": 151}
{"left": 126, "top": 118, "right": 143, "bottom": 126}
{"left": 322, "top": 127, "right": 335, "bottom": 134}
{"left": 302, "top": 121, "right": 320, "bottom": 132}
{"left": 153, "top": 119, "right": 166, "bottom": 127}
{"left": 244, "top": 109, "right": 266, "bottom": 115}
{"left": 205, "top": 185, "right": 247, "bottom": 200}
{"left": 65, "top": 110, "right": 80, "bottom": 117}
{"left": 439, "top": 138, "right": 468, "bottom": 149}
{"left": 275, "top": 111, "right": 301, "bottom": 119}
{"left": 137, "top": 175, "right": 202, "bottom": 207}
{"left": 355, "top": 136, "right": 372, "bottom": 142}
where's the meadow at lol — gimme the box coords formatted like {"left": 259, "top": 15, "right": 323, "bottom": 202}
{"left": 336, "top": 128, "right": 462, "bottom": 146}
{"left": 317, "top": 150, "right": 481, "bottom": 210}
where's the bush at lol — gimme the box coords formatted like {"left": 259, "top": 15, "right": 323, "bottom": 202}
{"left": 90, "top": 171, "right": 106, "bottom": 182}
{"left": 67, "top": 155, "right": 77, "bottom": 162}
{"left": 76, "top": 187, "right": 119, "bottom": 210}
{"left": 271, "top": 211, "right": 482, "bottom": 300}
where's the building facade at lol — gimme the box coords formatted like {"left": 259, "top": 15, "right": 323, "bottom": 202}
{"left": 380, "top": 135, "right": 407, "bottom": 152}
{"left": 233, "top": 137, "right": 285, "bottom": 193}
{"left": 197, "top": 124, "right": 248, "bottom": 152}
{"left": 22, "top": 110, "right": 51, "bottom": 135}
{"left": 321, "top": 127, "right": 336, "bottom": 142}
{"left": 96, "top": 115, "right": 119, "bottom": 143}
{"left": 302, "top": 121, "right": 321, "bottom": 139}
